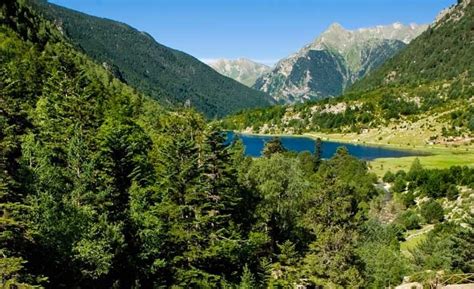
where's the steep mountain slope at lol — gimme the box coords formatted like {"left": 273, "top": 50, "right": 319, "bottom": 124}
{"left": 254, "top": 22, "right": 427, "bottom": 104}
{"left": 28, "top": 0, "right": 273, "bottom": 118}
{"left": 224, "top": 1, "right": 473, "bottom": 145}
{"left": 207, "top": 58, "right": 271, "bottom": 87}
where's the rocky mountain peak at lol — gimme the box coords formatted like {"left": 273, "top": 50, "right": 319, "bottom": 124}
{"left": 208, "top": 58, "right": 271, "bottom": 87}
{"left": 327, "top": 22, "right": 345, "bottom": 32}
{"left": 253, "top": 22, "right": 428, "bottom": 104}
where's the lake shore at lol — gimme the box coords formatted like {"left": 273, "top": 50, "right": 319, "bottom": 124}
{"left": 234, "top": 130, "right": 474, "bottom": 177}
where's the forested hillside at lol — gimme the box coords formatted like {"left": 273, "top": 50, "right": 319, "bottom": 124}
{"left": 1, "top": 0, "right": 473, "bottom": 288}
{"left": 223, "top": 0, "right": 473, "bottom": 145}
{"left": 350, "top": 0, "right": 473, "bottom": 91}
{"left": 27, "top": 0, "right": 273, "bottom": 118}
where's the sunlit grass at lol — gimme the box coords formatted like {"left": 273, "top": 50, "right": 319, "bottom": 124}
{"left": 369, "top": 148, "right": 474, "bottom": 177}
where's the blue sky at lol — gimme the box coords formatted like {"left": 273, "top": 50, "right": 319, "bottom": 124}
{"left": 50, "top": 0, "right": 455, "bottom": 66}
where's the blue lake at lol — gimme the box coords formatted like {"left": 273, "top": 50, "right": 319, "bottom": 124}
{"left": 227, "top": 132, "right": 424, "bottom": 160}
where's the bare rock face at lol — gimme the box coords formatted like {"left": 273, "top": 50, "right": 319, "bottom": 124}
{"left": 207, "top": 58, "right": 271, "bottom": 87}
{"left": 254, "top": 22, "right": 428, "bottom": 104}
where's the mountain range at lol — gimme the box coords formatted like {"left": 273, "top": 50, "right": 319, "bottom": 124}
{"left": 253, "top": 22, "right": 428, "bottom": 103}
{"left": 26, "top": 0, "right": 434, "bottom": 114}
{"left": 207, "top": 58, "right": 271, "bottom": 87}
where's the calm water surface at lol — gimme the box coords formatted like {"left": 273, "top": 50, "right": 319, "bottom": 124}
{"left": 227, "top": 132, "right": 424, "bottom": 160}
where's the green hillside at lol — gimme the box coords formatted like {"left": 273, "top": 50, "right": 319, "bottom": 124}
{"left": 351, "top": 0, "right": 473, "bottom": 91}
{"left": 27, "top": 0, "right": 273, "bottom": 118}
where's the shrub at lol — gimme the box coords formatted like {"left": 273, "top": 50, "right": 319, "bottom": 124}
{"left": 383, "top": 171, "right": 396, "bottom": 183}
{"left": 408, "top": 158, "right": 424, "bottom": 182}
{"left": 395, "top": 170, "right": 407, "bottom": 179}
{"left": 395, "top": 210, "right": 422, "bottom": 231}
{"left": 401, "top": 190, "right": 416, "bottom": 207}
{"left": 420, "top": 200, "right": 444, "bottom": 224}
{"left": 262, "top": 137, "right": 287, "bottom": 158}
{"left": 446, "top": 185, "right": 459, "bottom": 201}
{"left": 392, "top": 176, "right": 407, "bottom": 193}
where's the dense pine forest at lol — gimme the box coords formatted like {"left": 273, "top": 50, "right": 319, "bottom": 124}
{"left": 1, "top": 0, "right": 473, "bottom": 288}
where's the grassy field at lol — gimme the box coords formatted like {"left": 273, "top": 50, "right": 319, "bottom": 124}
{"left": 368, "top": 148, "right": 474, "bottom": 177}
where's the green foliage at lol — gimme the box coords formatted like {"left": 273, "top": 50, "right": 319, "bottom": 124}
{"left": 303, "top": 228, "right": 364, "bottom": 288}
{"left": 401, "top": 190, "right": 416, "bottom": 207}
{"left": 420, "top": 200, "right": 444, "bottom": 224}
{"left": 392, "top": 175, "right": 407, "bottom": 193}
{"left": 379, "top": 94, "right": 419, "bottom": 118}
{"left": 408, "top": 158, "right": 424, "bottom": 181}
{"left": 451, "top": 213, "right": 474, "bottom": 273}
{"left": 245, "top": 153, "right": 310, "bottom": 247}
{"left": 220, "top": 105, "right": 287, "bottom": 132}
{"left": 267, "top": 240, "right": 300, "bottom": 288}
{"left": 0, "top": 257, "right": 44, "bottom": 288}
{"left": 469, "top": 115, "right": 474, "bottom": 131}
{"left": 238, "top": 265, "right": 256, "bottom": 289}
{"left": 450, "top": 107, "right": 474, "bottom": 132}
{"left": 400, "top": 163, "right": 474, "bottom": 199}
{"left": 383, "top": 170, "right": 396, "bottom": 183}
{"left": 357, "top": 220, "right": 410, "bottom": 288}
{"left": 446, "top": 184, "right": 459, "bottom": 201}
{"left": 222, "top": 80, "right": 471, "bottom": 134}
{"left": 313, "top": 137, "right": 323, "bottom": 168}
{"left": 301, "top": 150, "right": 376, "bottom": 288}
{"left": 410, "top": 222, "right": 462, "bottom": 272}
{"left": 395, "top": 210, "right": 422, "bottom": 231}
{"left": 262, "top": 137, "right": 287, "bottom": 158}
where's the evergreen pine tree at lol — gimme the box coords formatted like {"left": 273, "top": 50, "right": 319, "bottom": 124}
{"left": 313, "top": 137, "right": 323, "bottom": 169}
{"left": 262, "top": 137, "right": 286, "bottom": 158}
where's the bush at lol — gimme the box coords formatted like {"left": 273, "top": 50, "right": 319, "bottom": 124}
{"left": 446, "top": 185, "right": 459, "bottom": 201}
{"left": 395, "top": 170, "right": 407, "bottom": 179}
{"left": 420, "top": 200, "right": 444, "bottom": 224}
{"left": 469, "top": 116, "right": 474, "bottom": 132}
{"left": 408, "top": 158, "right": 424, "bottom": 182}
{"left": 383, "top": 171, "right": 396, "bottom": 183}
{"left": 395, "top": 210, "right": 422, "bottom": 231}
{"left": 392, "top": 176, "right": 407, "bottom": 193}
{"left": 401, "top": 190, "right": 416, "bottom": 207}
